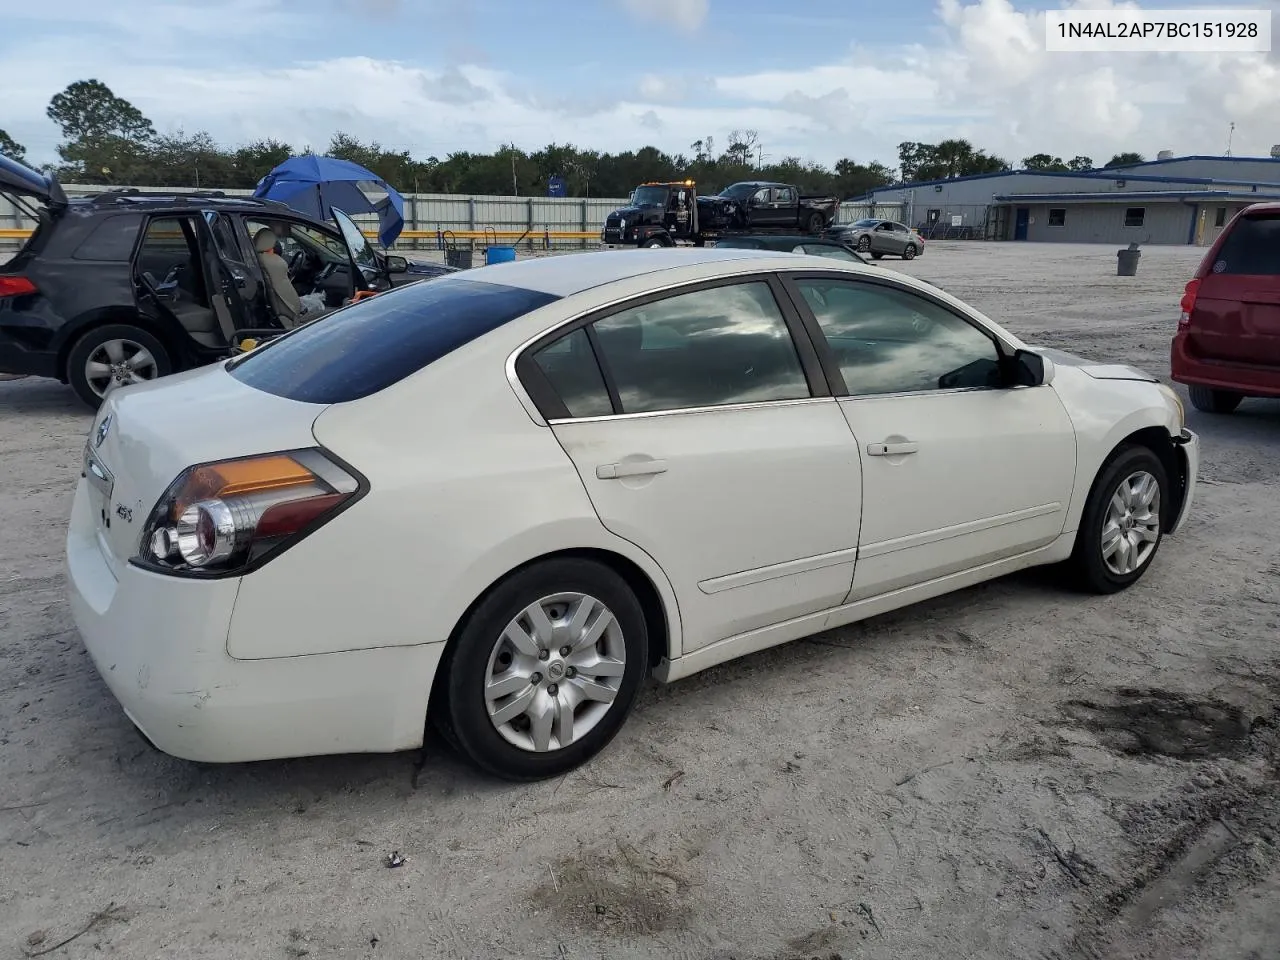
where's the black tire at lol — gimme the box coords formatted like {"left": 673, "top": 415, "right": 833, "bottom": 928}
{"left": 66, "top": 323, "right": 173, "bottom": 410}
{"left": 434, "top": 558, "right": 648, "bottom": 781}
{"left": 902, "top": 244, "right": 917, "bottom": 260}
{"left": 856, "top": 236, "right": 872, "bottom": 253}
{"left": 1187, "top": 384, "right": 1242, "bottom": 414}
{"left": 1067, "top": 445, "right": 1169, "bottom": 595}
{"left": 805, "top": 212, "right": 825, "bottom": 234}
{"left": 641, "top": 237, "right": 666, "bottom": 249}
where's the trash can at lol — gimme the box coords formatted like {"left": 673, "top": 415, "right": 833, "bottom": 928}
{"left": 485, "top": 245, "right": 516, "bottom": 265}
{"left": 1116, "top": 243, "right": 1141, "bottom": 276}
{"left": 444, "top": 247, "right": 473, "bottom": 270}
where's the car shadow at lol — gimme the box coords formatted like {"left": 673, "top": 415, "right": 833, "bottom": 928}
{"left": 0, "top": 376, "right": 89, "bottom": 418}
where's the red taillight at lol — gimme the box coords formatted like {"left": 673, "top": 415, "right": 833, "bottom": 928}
{"left": 1179, "top": 278, "right": 1200, "bottom": 328}
{"left": 0, "top": 276, "right": 37, "bottom": 298}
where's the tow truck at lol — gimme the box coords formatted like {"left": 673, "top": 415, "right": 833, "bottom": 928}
{"left": 601, "top": 180, "right": 841, "bottom": 248}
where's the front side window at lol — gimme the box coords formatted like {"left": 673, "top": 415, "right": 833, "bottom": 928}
{"left": 586, "top": 281, "right": 810, "bottom": 415}
{"left": 229, "top": 277, "right": 559, "bottom": 404}
{"left": 794, "top": 278, "right": 1003, "bottom": 396}
{"left": 1124, "top": 207, "right": 1146, "bottom": 227}
{"left": 752, "top": 188, "right": 771, "bottom": 205}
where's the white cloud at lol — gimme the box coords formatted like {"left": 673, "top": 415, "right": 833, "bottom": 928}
{"left": 4, "top": 0, "right": 1280, "bottom": 179}
{"left": 619, "top": 0, "right": 709, "bottom": 33}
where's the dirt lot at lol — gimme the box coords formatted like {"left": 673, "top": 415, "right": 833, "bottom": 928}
{"left": 2, "top": 242, "right": 1278, "bottom": 960}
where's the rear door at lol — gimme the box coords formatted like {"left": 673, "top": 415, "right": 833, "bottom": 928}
{"left": 191, "top": 213, "right": 253, "bottom": 339}
{"left": 1190, "top": 210, "right": 1280, "bottom": 366}
{"left": 772, "top": 186, "right": 797, "bottom": 226}
{"left": 518, "top": 274, "right": 862, "bottom": 652}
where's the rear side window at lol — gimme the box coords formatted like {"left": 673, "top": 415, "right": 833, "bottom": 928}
{"left": 228, "top": 278, "right": 559, "bottom": 404}
{"left": 1214, "top": 215, "right": 1280, "bottom": 275}
{"left": 73, "top": 214, "right": 143, "bottom": 261}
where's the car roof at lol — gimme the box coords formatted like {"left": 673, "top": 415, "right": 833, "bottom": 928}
{"left": 67, "top": 192, "right": 311, "bottom": 217}
{"left": 720, "top": 235, "right": 846, "bottom": 248}
{"left": 456, "top": 248, "right": 808, "bottom": 297}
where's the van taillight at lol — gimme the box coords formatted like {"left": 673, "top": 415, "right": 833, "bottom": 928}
{"left": 1178, "top": 278, "right": 1200, "bottom": 328}
{"left": 0, "top": 276, "right": 37, "bottom": 298}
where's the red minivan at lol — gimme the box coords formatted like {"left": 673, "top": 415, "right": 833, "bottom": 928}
{"left": 1172, "top": 201, "right": 1280, "bottom": 413}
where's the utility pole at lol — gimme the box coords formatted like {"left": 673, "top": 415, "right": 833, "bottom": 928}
{"left": 1227, "top": 121, "right": 1235, "bottom": 157}
{"left": 510, "top": 145, "right": 518, "bottom": 196}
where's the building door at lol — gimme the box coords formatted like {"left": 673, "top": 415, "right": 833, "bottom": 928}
{"left": 1014, "top": 207, "right": 1030, "bottom": 241}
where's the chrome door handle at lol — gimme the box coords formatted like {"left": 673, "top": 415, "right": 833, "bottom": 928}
{"left": 867, "top": 441, "right": 918, "bottom": 457}
{"left": 596, "top": 459, "right": 668, "bottom": 480}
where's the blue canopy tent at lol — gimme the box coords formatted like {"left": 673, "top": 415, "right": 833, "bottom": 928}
{"left": 252, "top": 154, "right": 405, "bottom": 247}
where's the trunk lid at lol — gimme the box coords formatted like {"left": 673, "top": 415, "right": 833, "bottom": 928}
{"left": 1188, "top": 209, "right": 1280, "bottom": 366}
{"left": 0, "top": 154, "right": 67, "bottom": 209}
{"left": 82, "top": 363, "right": 328, "bottom": 576}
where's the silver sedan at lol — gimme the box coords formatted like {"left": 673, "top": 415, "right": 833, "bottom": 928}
{"left": 830, "top": 219, "right": 925, "bottom": 260}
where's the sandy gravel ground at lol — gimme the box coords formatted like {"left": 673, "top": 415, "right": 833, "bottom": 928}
{"left": 1, "top": 242, "right": 1278, "bottom": 960}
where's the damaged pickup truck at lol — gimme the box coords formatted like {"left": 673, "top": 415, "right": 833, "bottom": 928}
{"left": 602, "top": 180, "right": 841, "bottom": 248}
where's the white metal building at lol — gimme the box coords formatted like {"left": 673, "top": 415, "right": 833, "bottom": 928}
{"left": 864, "top": 154, "right": 1280, "bottom": 245}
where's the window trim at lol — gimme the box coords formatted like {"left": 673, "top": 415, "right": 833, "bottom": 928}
{"left": 513, "top": 272, "right": 832, "bottom": 423}
{"left": 775, "top": 270, "right": 1017, "bottom": 400}
{"left": 1123, "top": 207, "right": 1146, "bottom": 228}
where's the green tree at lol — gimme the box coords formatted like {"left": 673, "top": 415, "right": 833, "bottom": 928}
{"left": 46, "top": 79, "right": 156, "bottom": 182}
{"left": 1022, "top": 152, "right": 1068, "bottom": 171}
{"left": 0, "top": 129, "right": 27, "bottom": 163}
{"left": 1067, "top": 155, "right": 1093, "bottom": 171}
{"left": 1104, "top": 152, "right": 1144, "bottom": 169}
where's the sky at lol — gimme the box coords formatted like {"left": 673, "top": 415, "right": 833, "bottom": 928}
{"left": 2, "top": 0, "right": 1279, "bottom": 174}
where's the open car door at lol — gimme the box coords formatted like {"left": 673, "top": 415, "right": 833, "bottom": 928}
{"left": 192, "top": 212, "right": 268, "bottom": 345}
{"left": 331, "top": 207, "right": 388, "bottom": 297}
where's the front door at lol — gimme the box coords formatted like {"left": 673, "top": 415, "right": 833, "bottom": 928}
{"left": 1014, "top": 207, "right": 1030, "bottom": 240}
{"left": 781, "top": 273, "right": 1076, "bottom": 598}
{"left": 522, "top": 275, "right": 862, "bottom": 651}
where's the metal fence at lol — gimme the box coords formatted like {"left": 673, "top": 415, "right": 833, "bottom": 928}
{"left": 0, "top": 183, "right": 904, "bottom": 253}
{"left": 899, "top": 203, "right": 996, "bottom": 241}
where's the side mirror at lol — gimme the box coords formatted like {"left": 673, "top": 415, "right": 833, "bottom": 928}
{"left": 386, "top": 255, "right": 408, "bottom": 274}
{"left": 1007, "top": 348, "right": 1051, "bottom": 387}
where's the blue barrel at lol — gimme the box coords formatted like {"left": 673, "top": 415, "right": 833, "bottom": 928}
{"left": 485, "top": 246, "right": 516, "bottom": 265}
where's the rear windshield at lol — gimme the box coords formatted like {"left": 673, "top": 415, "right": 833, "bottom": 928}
{"left": 1215, "top": 214, "right": 1280, "bottom": 275}
{"left": 228, "top": 277, "right": 559, "bottom": 404}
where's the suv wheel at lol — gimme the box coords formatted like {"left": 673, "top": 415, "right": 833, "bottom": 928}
{"left": 1187, "top": 384, "right": 1242, "bottom": 415}
{"left": 67, "top": 324, "right": 173, "bottom": 409}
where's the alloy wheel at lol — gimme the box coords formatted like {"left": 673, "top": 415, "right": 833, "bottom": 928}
{"left": 1101, "top": 470, "right": 1161, "bottom": 576}
{"left": 85, "top": 338, "right": 159, "bottom": 398}
{"left": 483, "top": 592, "right": 627, "bottom": 753}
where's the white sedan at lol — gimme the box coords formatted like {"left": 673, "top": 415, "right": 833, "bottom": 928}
{"left": 66, "top": 249, "right": 1198, "bottom": 780}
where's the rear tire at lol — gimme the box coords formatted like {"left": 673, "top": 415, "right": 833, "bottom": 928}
{"left": 902, "top": 244, "right": 918, "bottom": 260}
{"left": 641, "top": 237, "right": 666, "bottom": 249}
{"left": 66, "top": 323, "right": 173, "bottom": 410}
{"left": 1067, "top": 445, "right": 1168, "bottom": 595}
{"left": 1187, "top": 384, "right": 1242, "bottom": 414}
{"left": 805, "top": 212, "right": 825, "bottom": 234}
{"left": 434, "top": 558, "right": 648, "bottom": 781}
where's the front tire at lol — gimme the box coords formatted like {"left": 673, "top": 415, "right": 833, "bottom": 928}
{"left": 641, "top": 237, "right": 666, "bottom": 249}
{"left": 66, "top": 323, "right": 173, "bottom": 410}
{"left": 435, "top": 558, "right": 648, "bottom": 781}
{"left": 856, "top": 236, "right": 872, "bottom": 253}
{"left": 1067, "top": 445, "right": 1168, "bottom": 594}
{"left": 1187, "top": 384, "right": 1242, "bottom": 414}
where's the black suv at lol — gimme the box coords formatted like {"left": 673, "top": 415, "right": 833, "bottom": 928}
{"left": 1, "top": 155, "right": 432, "bottom": 407}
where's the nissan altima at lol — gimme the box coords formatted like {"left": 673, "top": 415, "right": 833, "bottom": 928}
{"left": 66, "top": 248, "right": 1198, "bottom": 780}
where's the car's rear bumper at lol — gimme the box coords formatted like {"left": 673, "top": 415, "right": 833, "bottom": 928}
{"left": 1171, "top": 332, "right": 1280, "bottom": 397}
{"left": 65, "top": 480, "right": 440, "bottom": 763}
{"left": 0, "top": 336, "right": 58, "bottom": 378}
